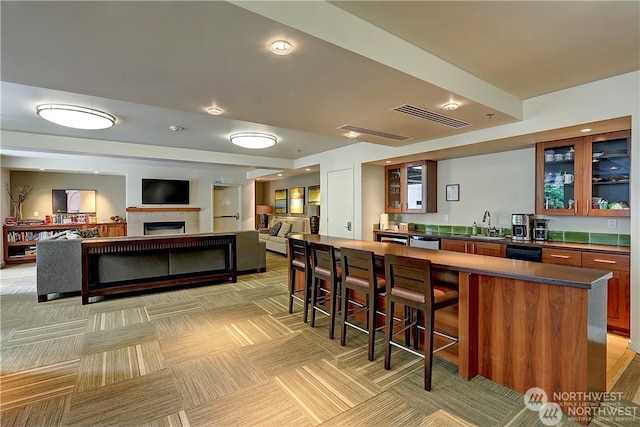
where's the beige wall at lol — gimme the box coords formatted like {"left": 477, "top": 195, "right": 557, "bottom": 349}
{"left": 9, "top": 171, "right": 126, "bottom": 223}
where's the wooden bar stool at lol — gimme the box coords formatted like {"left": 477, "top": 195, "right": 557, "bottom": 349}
{"left": 288, "top": 237, "right": 312, "bottom": 322}
{"left": 309, "top": 242, "right": 342, "bottom": 339}
{"left": 383, "top": 254, "right": 458, "bottom": 391}
{"left": 339, "top": 247, "right": 386, "bottom": 361}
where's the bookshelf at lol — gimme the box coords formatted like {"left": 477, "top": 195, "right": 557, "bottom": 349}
{"left": 3, "top": 223, "right": 127, "bottom": 264}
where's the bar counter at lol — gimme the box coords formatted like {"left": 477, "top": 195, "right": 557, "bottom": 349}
{"left": 291, "top": 233, "right": 612, "bottom": 424}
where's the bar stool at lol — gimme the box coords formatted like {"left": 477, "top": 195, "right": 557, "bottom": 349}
{"left": 339, "top": 247, "right": 386, "bottom": 361}
{"left": 288, "top": 237, "right": 312, "bottom": 322}
{"left": 383, "top": 254, "right": 458, "bottom": 391}
{"left": 309, "top": 242, "right": 342, "bottom": 339}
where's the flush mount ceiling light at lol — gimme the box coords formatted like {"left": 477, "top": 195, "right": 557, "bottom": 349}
{"left": 206, "top": 107, "right": 223, "bottom": 115}
{"left": 36, "top": 104, "right": 115, "bottom": 130}
{"left": 230, "top": 132, "right": 277, "bottom": 149}
{"left": 442, "top": 102, "right": 459, "bottom": 111}
{"left": 269, "top": 40, "right": 293, "bottom": 55}
{"left": 345, "top": 131, "right": 359, "bottom": 139}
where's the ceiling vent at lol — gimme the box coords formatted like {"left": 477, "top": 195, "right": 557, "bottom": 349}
{"left": 392, "top": 104, "right": 472, "bottom": 128}
{"left": 337, "top": 124, "right": 411, "bottom": 142}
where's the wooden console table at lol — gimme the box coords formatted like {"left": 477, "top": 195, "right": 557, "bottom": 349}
{"left": 81, "top": 233, "right": 236, "bottom": 304}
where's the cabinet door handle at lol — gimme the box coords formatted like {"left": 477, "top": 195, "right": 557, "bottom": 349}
{"left": 593, "top": 258, "right": 616, "bottom": 264}
{"left": 586, "top": 200, "right": 590, "bottom": 215}
{"left": 574, "top": 200, "right": 578, "bottom": 215}
{"left": 551, "top": 254, "right": 570, "bottom": 259}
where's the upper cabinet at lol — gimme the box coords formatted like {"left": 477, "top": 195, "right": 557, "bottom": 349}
{"left": 385, "top": 160, "right": 437, "bottom": 213}
{"left": 535, "top": 130, "right": 630, "bottom": 217}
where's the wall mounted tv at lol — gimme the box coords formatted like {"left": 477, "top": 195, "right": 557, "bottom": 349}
{"left": 142, "top": 179, "right": 190, "bottom": 205}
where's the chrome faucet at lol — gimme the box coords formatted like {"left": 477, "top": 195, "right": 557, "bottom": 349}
{"left": 483, "top": 210, "right": 498, "bottom": 236}
{"left": 482, "top": 210, "right": 491, "bottom": 230}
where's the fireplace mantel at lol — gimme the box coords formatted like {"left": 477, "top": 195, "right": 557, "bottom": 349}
{"left": 126, "top": 207, "right": 201, "bottom": 212}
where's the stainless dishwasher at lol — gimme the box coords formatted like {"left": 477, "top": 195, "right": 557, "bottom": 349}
{"left": 409, "top": 235, "right": 440, "bottom": 250}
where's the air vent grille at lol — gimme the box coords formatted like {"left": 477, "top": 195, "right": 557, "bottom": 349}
{"left": 337, "top": 124, "right": 411, "bottom": 142}
{"left": 392, "top": 104, "right": 471, "bottom": 128}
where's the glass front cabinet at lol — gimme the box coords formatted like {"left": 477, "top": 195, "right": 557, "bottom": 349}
{"left": 385, "top": 160, "right": 437, "bottom": 213}
{"left": 536, "top": 130, "right": 630, "bottom": 217}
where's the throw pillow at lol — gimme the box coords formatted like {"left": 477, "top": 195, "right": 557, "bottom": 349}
{"left": 269, "top": 222, "right": 282, "bottom": 236}
{"left": 277, "top": 222, "right": 292, "bottom": 237}
{"left": 77, "top": 227, "right": 100, "bottom": 238}
{"left": 66, "top": 231, "right": 80, "bottom": 239}
{"left": 289, "top": 220, "right": 305, "bottom": 233}
{"left": 46, "top": 230, "right": 70, "bottom": 240}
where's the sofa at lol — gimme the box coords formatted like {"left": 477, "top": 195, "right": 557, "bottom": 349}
{"left": 259, "top": 216, "right": 311, "bottom": 255}
{"left": 36, "top": 229, "right": 266, "bottom": 302}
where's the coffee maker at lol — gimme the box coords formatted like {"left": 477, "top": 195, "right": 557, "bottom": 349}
{"left": 532, "top": 218, "right": 549, "bottom": 241}
{"left": 511, "top": 214, "right": 533, "bottom": 241}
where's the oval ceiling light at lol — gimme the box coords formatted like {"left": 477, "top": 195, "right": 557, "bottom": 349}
{"left": 206, "top": 107, "right": 223, "bottom": 115}
{"left": 269, "top": 40, "right": 293, "bottom": 55}
{"left": 230, "top": 132, "right": 277, "bottom": 149}
{"left": 442, "top": 102, "right": 459, "bottom": 111}
{"left": 36, "top": 104, "right": 115, "bottom": 130}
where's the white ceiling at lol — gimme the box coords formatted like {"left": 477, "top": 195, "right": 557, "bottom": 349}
{"left": 1, "top": 1, "right": 638, "bottom": 175}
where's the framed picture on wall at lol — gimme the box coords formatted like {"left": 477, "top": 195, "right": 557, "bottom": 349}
{"left": 275, "top": 189, "right": 288, "bottom": 214}
{"left": 308, "top": 185, "right": 320, "bottom": 205}
{"left": 289, "top": 187, "right": 305, "bottom": 214}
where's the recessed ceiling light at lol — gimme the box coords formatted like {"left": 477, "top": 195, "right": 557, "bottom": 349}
{"left": 39, "top": 168, "right": 46, "bottom": 171}
{"left": 230, "top": 132, "right": 277, "bottom": 149}
{"left": 269, "top": 40, "right": 293, "bottom": 55}
{"left": 277, "top": 173, "right": 283, "bottom": 177}
{"left": 36, "top": 104, "right": 115, "bottom": 130}
{"left": 169, "top": 126, "right": 184, "bottom": 132}
{"left": 442, "top": 103, "right": 459, "bottom": 111}
{"left": 207, "top": 107, "right": 223, "bottom": 115}
{"left": 305, "top": 168, "right": 311, "bottom": 171}
{"left": 346, "top": 131, "right": 359, "bottom": 139}
{"left": 581, "top": 128, "right": 592, "bottom": 132}
{"left": 94, "top": 171, "right": 99, "bottom": 174}
{"left": 385, "top": 160, "right": 391, "bottom": 164}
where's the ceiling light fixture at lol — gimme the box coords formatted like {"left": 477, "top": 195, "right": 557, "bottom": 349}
{"left": 269, "top": 40, "right": 293, "bottom": 55}
{"left": 230, "top": 132, "right": 277, "bottom": 149}
{"left": 36, "top": 104, "right": 115, "bottom": 130}
{"left": 442, "top": 102, "right": 459, "bottom": 111}
{"left": 581, "top": 128, "right": 592, "bottom": 132}
{"left": 169, "top": 125, "right": 184, "bottom": 132}
{"left": 346, "top": 131, "right": 359, "bottom": 139}
{"left": 207, "top": 107, "right": 223, "bottom": 115}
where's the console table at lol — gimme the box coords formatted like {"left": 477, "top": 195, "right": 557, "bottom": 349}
{"left": 81, "top": 233, "right": 237, "bottom": 304}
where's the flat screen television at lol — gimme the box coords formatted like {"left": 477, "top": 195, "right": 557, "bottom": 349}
{"left": 142, "top": 179, "right": 190, "bottom": 204}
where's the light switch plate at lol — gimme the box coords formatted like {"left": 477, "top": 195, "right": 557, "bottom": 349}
{"left": 443, "top": 215, "right": 449, "bottom": 222}
{"left": 608, "top": 219, "right": 617, "bottom": 229}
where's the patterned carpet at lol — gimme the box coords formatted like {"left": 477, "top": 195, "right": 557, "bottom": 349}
{"left": 1, "top": 252, "right": 638, "bottom": 427}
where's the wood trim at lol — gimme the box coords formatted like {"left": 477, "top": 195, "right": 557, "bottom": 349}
{"left": 126, "top": 207, "right": 201, "bottom": 212}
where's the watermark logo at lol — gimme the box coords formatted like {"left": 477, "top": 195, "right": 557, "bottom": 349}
{"left": 524, "top": 387, "right": 638, "bottom": 425}
{"left": 524, "top": 387, "right": 562, "bottom": 425}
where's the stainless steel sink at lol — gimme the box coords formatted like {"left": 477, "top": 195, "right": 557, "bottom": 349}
{"left": 466, "top": 235, "right": 505, "bottom": 241}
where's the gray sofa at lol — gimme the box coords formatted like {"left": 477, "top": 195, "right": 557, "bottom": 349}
{"left": 36, "top": 229, "right": 266, "bottom": 302}
{"left": 259, "top": 216, "right": 310, "bottom": 255}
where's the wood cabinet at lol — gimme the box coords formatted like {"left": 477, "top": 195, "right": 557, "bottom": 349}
{"left": 582, "top": 252, "right": 630, "bottom": 335}
{"left": 3, "top": 223, "right": 127, "bottom": 264}
{"left": 441, "top": 238, "right": 505, "bottom": 257}
{"left": 385, "top": 160, "right": 437, "bottom": 213}
{"left": 535, "top": 130, "right": 630, "bottom": 217}
{"left": 542, "top": 246, "right": 630, "bottom": 335}
{"left": 97, "top": 223, "right": 127, "bottom": 237}
{"left": 541, "top": 248, "right": 582, "bottom": 266}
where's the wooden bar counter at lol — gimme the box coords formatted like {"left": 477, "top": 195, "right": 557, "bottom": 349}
{"left": 291, "top": 234, "right": 612, "bottom": 424}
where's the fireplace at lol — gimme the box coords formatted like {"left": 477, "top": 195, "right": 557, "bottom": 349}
{"left": 144, "top": 221, "right": 186, "bottom": 235}
{"left": 126, "top": 207, "right": 200, "bottom": 236}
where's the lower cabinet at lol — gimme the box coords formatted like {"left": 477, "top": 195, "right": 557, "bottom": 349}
{"left": 97, "top": 223, "right": 127, "bottom": 237}
{"left": 441, "top": 239, "right": 505, "bottom": 257}
{"left": 543, "top": 247, "right": 630, "bottom": 335}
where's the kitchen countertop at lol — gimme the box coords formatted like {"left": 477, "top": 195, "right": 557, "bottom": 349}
{"left": 373, "top": 229, "right": 630, "bottom": 254}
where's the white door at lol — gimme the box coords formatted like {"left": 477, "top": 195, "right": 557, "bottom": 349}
{"left": 213, "top": 185, "right": 241, "bottom": 232}
{"left": 326, "top": 168, "right": 354, "bottom": 238}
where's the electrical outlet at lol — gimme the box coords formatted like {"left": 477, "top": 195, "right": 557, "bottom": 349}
{"left": 443, "top": 215, "right": 449, "bottom": 222}
{"left": 33, "top": 211, "right": 39, "bottom": 217}
{"left": 608, "top": 219, "right": 617, "bottom": 229}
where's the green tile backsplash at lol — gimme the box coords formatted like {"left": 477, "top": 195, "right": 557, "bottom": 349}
{"left": 385, "top": 222, "right": 629, "bottom": 247}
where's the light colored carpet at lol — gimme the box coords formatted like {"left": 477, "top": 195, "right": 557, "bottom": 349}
{"left": 1, "top": 253, "right": 638, "bottom": 426}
